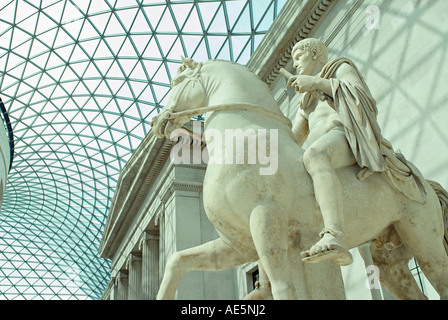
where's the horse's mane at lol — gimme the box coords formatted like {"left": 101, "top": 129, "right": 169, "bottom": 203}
{"left": 203, "top": 59, "right": 271, "bottom": 92}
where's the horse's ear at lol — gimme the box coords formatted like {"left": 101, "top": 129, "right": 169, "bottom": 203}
{"left": 181, "top": 56, "right": 198, "bottom": 69}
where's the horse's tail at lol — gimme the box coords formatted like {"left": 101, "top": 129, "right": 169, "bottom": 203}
{"left": 426, "top": 179, "right": 448, "bottom": 254}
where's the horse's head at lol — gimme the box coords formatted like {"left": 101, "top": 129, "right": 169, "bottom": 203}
{"left": 151, "top": 57, "right": 207, "bottom": 139}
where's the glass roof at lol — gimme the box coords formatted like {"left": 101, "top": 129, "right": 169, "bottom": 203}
{"left": 0, "top": 0, "right": 285, "bottom": 299}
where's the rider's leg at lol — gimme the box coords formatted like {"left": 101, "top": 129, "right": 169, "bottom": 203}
{"left": 301, "top": 128, "right": 356, "bottom": 265}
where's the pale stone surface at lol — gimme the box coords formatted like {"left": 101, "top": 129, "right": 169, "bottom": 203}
{"left": 150, "top": 56, "right": 448, "bottom": 300}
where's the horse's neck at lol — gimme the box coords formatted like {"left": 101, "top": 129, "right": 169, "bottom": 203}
{"left": 204, "top": 66, "right": 279, "bottom": 113}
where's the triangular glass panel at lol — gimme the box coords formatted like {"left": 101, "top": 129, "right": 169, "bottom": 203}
{"left": 12, "top": 38, "right": 32, "bottom": 60}
{"left": 93, "top": 39, "right": 114, "bottom": 60}
{"left": 104, "top": 12, "right": 126, "bottom": 36}
{"left": 197, "top": 2, "right": 221, "bottom": 30}
{"left": 207, "top": 35, "right": 227, "bottom": 59}
{"left": 142, "top": 5, "right": 166, "bottom": 30}
{"left": 152, "top": 83, "right": 170, "bottom": 104}
{"left": 182, "top": 35, "right": 202, "bottom": 58}
{"left": 118, "top": 37, "right": 138, "bottom": 57}
{"left": 224, "top": 1, "right": 247, "bottom": 29}
{"left": 88, "top": 12, "right": 111, "bottom": 35}
{"left": 170, "top": 3, "right": 194, "bottom": 30}
{"left": 131, "top": 34, "right": 152, "bottom": 56}
{"left": 231, "top": 4, "right": 252, "bottom": 33}
{"left": 130, "top": 8, "right": 152, "bottom": 34}
{"left": 116, "top": 7, "right": 138, "bottom": 33}
{"left": 207, "top": 4, "right": 228, "bottom": 34}
{"left": 152, "top": 63, "right": 170, "bottom": 84}
{"left": 166, "top": 36, "right": 185, "bottom": 61}
{"left": 128, "top": 59, "right": 146, "bottom": 81}
{"left": 215, "top": 39, "right": 231, "bottom": 61}
{"left": 87, "top": 1, "right": 111, "bottom": 16}
{"left": 156, "top": 7, "right": 178, "bottom": 33}
{"left": 191, "top": 38, "right": 209, "bottom": 61}
{"left": 230, "top": 35, "right": 250, "bottom": 61}
{"left": 105, "top": 35, "right": 127, "bottom": 57}
{"left": 155, "top": 34, "right": 177, "bottom": 56}
{"left": 236, "top": 40, "right": 253, "bottom": 65}
{"left": 181, "top": 6, "right": 202, "bottom": 33}
{"left": 142, "top": 36, "right": 163, "bottom": 59}
{"left": 255, "top": 1, "right": 275, "bottom": 31}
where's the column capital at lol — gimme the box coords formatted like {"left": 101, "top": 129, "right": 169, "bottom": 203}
{"left": 126, "top": 252, "right": 142, "bottom": 269}
{"left": 115, "top": 270, "right": 128, "bottom": 285}
{"left": 138, "top": 232, "right": 159, "bottom": 250}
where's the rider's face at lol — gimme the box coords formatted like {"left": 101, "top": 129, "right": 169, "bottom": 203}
{"left": 293, "top": 48, "right": 317, "bottom": 76}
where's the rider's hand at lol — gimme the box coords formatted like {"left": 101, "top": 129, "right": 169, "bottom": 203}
{"left": 287, "top": 75, "right": 317, "bottom": 94}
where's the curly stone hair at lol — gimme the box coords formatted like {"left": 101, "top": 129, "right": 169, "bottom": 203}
{"left": 292, "top": 38, "right": 328, "bottom": 70}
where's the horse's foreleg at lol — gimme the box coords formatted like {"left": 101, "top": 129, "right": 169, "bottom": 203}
{"left": 249, "top": 205, "right": 297, "bottom": 300}
{"left": 157, "top": 237, "right": 249, "bottom": 300}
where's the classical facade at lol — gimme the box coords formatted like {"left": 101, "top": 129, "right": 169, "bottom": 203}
{"left": 99, "top": 122, "right": 238, "bottom": 299}
{"left": 99, "top": 0, "right": 447, "bottom": 300}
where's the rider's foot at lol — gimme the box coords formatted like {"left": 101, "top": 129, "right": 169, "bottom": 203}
{"left": 300, "top": 230, "right": 353, "bottom": 266}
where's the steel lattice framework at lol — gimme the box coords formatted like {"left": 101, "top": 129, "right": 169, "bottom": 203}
{"left": 0, "top": 0, "right": 285, "bottom": 299}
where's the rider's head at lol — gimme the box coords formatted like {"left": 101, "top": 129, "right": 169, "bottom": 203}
{"left": 292, "top": 38, "right": 328, "bottom": 76}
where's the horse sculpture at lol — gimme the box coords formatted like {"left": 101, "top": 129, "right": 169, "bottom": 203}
{"left": 150, "top": 57, "right": 448, "bottom": 300}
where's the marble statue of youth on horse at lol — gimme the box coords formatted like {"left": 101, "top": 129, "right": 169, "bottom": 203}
{"left": 150, "top": 42, "right": 448, "bottom": 300}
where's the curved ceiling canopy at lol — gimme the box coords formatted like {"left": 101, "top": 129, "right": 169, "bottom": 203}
{"left": 0, "top": 0, "right": 285, "bottom": 299}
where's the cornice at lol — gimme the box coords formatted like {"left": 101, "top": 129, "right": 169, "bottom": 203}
{"left": 99, "top": 130, "right": 173, "bottom": 258}
{"left": 247, "top": 0, "right": 338, "bottom": 86}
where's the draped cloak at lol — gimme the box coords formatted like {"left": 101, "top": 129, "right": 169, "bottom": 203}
{"left": 302, "top": 58, "right": 426, "bottom": 203}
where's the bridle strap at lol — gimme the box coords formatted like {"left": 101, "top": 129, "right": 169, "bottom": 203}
{"left": 166, "top": 103, "right": 292, "bottom": 128}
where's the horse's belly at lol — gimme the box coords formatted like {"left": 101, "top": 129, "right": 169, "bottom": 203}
{"left": 338, "top": 166, "right": 407, "bottom": 247}
{"left": 202, "top": 164, "right": 296, "bottom": 251}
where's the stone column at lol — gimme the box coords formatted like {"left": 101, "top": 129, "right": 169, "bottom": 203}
{"left": 110, "top": 277, "right": 117, "bottom": 300}
{"left": 116, "top": 271, "right": 129, "bottom": 300}
{"left": 140, "top": 232, "right": 159, "bottom": 300}
{"left": 127, "top": 253, "right": 143, "bottom": 300}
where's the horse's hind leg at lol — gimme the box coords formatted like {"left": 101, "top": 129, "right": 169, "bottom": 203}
{"left": 395, "top": 209, "right": 448, "bottom": 299}
{"left": 368, "top": 243, "right": 427, "bottom": 300}
{"left": 249, "top": 204, "right": 297, "bottom": 300}
{"left": 243, "top": 262, "right": 274, "bottom": 300}
{"left": 157, "top": 237, "right": 250, "bottom": 300}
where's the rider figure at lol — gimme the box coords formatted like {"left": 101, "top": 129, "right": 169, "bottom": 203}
{"left": 288, "top": 38, "right": 388, "bottom": 266}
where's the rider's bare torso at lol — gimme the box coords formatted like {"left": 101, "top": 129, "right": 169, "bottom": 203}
{"left": 301, "top": 95, "right": 343, "bottom": 149}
